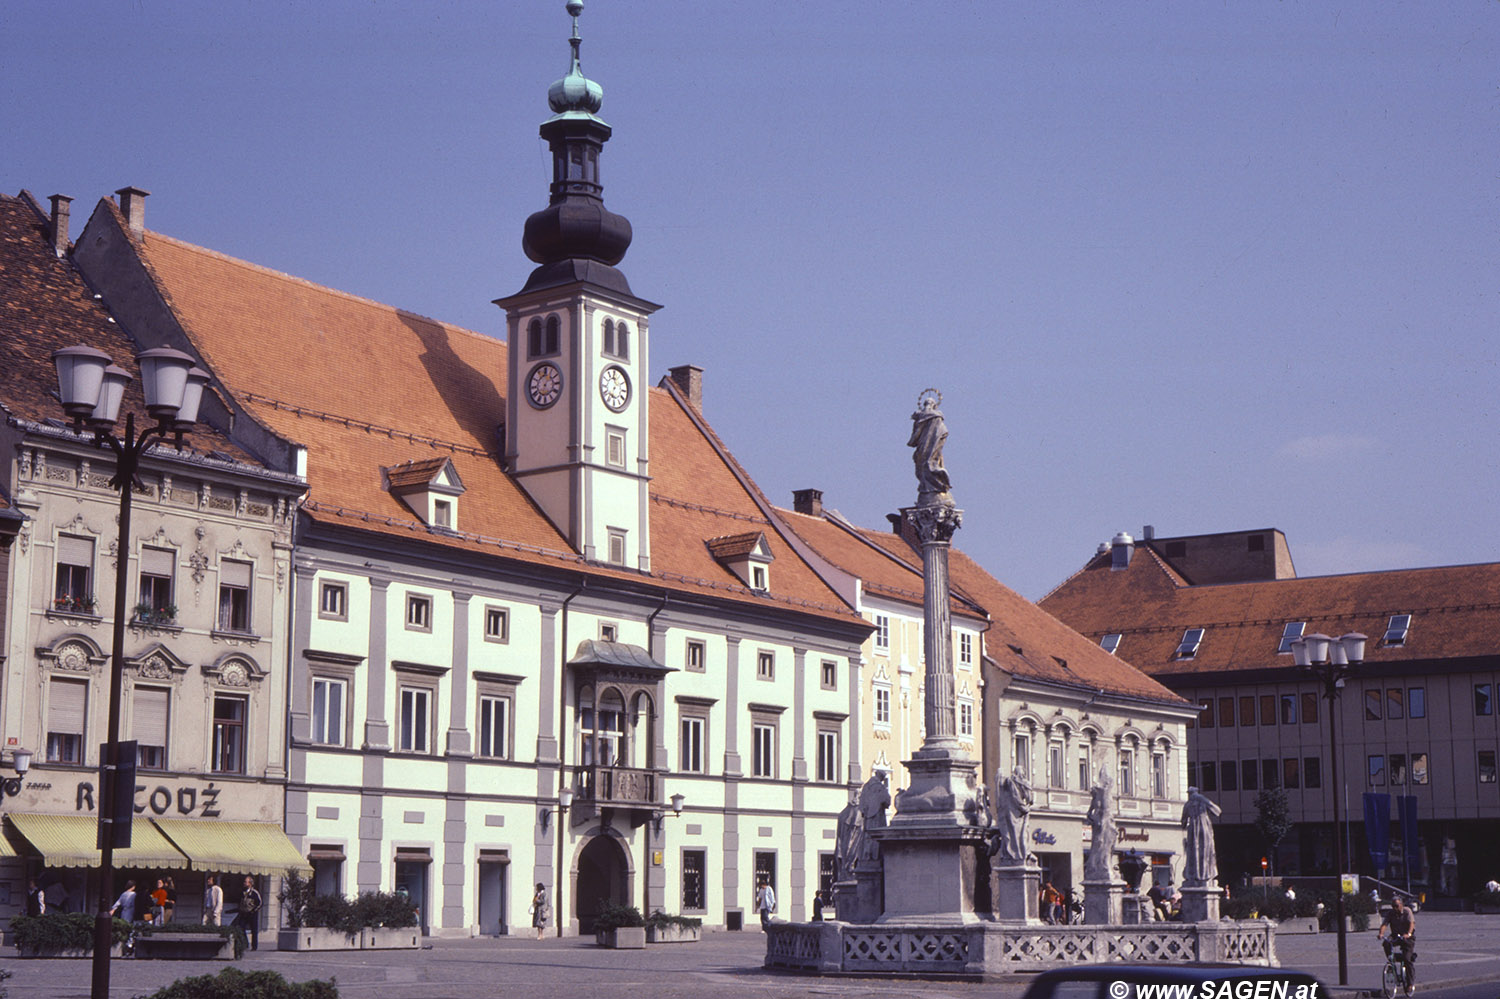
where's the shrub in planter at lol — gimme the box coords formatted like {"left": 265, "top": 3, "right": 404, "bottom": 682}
{"left": 645, "top": 910, "right": 702, "bottom": 943}
{"left": 136, "top": 920, "right": 247, "bottom": 959}
{"left": 279, "top": 869, "right": 315, "bottom": 929}
{"left": 592, "top": 901, "right": 645, "bottom": 932}
{"left": 9, "top": 913, "right": 130, "bottom": 954}
{"left": 137, "top": 967, "right": 338, "bottom": 999}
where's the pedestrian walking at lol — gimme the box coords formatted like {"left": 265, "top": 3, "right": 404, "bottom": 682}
{"left": 110, "top": 880, "right": 138, "bottom": 922}
{"left": 234, "top": 876, "right": 262, "bottom": 950}
{"left": 163, "top": 876, "right": 176, "bottom": 923}
{"left": 203, "top": 875, "right": 223, "bottom": 926}
{"left": 756, "top": 877, "right": 776, "bottom": 929}
{"left": 530, "top": 883, "right": 549, "bottom": 940}
{"left": 811, "top": 889, "right": 825, "bottom": 922}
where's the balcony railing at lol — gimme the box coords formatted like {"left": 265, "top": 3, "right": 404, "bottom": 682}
{"left": 575, "top": 765, "right": 660, "bottom": 808}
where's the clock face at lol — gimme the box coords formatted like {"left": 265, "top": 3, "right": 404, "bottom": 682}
{"left": 599, "top": 365, "right": 631, "bottom": 412}
{"left": 527, "top": 362, "right": 563, "bottom": 409}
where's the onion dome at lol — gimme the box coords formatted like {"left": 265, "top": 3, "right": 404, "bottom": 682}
{"left": 548, "top": 1, "right": 604, "bottom": 117}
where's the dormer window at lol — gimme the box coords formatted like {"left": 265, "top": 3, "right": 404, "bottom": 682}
{"left": 1384, "top": 614, "right": 1411, "bottom": 647}
{"left": 706, "top": 531, "right": 774, "bottom": 593}
{"left": 1176, "top": 628, "right": 1205, "bottom": 659}
{"left": 1277, "top": 622, "right": 1305, "bottom": 654}
{"left": 386, "top": 457, "right": 465, "bottom": 531}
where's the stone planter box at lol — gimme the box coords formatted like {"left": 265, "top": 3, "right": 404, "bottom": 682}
{"left": 278, "top": 927, "right": 362, "bottom": 951}
{"left": 596, "top": 927, "right": 646, "bottom": 949}
{"left": 361, "top": 927, "right": 421, "bottom": 949}
{"left": 1474, "top": 904, "right": 1500, "bottom": 914}
{"left": 16, "top": 943, "right": 124, "bottom": 959}
{"left": 1276, "top": 917, "right": 1319, "bottom": 934}
{"left": 132, "top": 931, "right": 237, "bottom": 960}
{"left": 646, "top": 924, "right": 701, "bottom": 944}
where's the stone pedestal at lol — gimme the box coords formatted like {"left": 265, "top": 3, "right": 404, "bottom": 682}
{"left": 1121, "top": 893, "right": 1153, "bottom": 924}
{"left": 990, "top": 861, "right": 1042, "bottom": 924}
{"left": 832, "top": 869, "right": 885, "bottom": 925}
{"left": 872, "top": 822, "right": 989, "bottom": 924}
{"left": 1179, "top": 882, "right": 1222, "bottom": 922}
{"left": 1083, "top": 879, "right": 1125, "bottom": 925}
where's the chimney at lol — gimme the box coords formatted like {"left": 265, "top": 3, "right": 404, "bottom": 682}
{"left": 792, "top": 489, "right": 823, "bottom": 517}
{"left": 1142, "top": 524, "right": 1155, "bottom": 541}
{"left": 667, "top": 364, "right": 703, "bottom": 410}
{"left": 116, "top": 186, "right": 150, "bottom": 236}
{"left": 48, "top": 195, "right": 72, "bottom": 257}
{"left": 1110, "top": 531, "right": 1135, "bottom": 570}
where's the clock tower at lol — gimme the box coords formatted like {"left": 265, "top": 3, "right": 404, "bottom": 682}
{"left": 496, "top": 1, "right": 659, "bottom": 570}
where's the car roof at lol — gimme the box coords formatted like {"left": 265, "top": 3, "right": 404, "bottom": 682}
{"left": 1027, "top": 965, "right": 1324, "bottom": 985}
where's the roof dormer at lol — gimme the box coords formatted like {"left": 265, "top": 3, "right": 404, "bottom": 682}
{"left": 706, "top": 531, "right": 774, "bottom": 592}
{"left": 385, "top": 457, "right": 465, "bottom": 531}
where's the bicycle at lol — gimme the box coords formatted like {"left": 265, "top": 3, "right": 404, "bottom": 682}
{"left": 1381, "top": 938, "right": 1414, "bottom": 998}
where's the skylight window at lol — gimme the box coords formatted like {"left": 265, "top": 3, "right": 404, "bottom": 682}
{"left": 1100, "top": 634, "right": 1122, "bottom": 655}
{"left": 1176, "top": 628, "right": 1205, "bottom": 659}
{"left": 1384, "top": 614, "right": 1411, "bottom": 647}
{"left": 1277, "top": 622, "right": 1305, "bottom": 654}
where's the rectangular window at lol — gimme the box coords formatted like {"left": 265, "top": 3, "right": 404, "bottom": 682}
{"left": 1365, "top": 688, "right": 1383, "bottom": 721}
{"left": 959, "top": 700, "right": 974, "bottom": 737}
{"left": 1481, "top": 750, "right": 1497, "bottom": 784}
{"left": 820, "top": 659, "right": 838, "bottom": 690}
{"left": 432, "top": 498, "right": 452, "bottom": 528}
{"left": 681, "top": 849, "right": 706, "bottom": 911}
{"left": 607, "top": 530, "right": 626, "bottom": 566}
{"left": 477, "top": 695, "right": 510, "bottom": 759}
{"left": 754, "top": 852, "right": 777, "bottom": 908}
{"left": 1280, "top": 694, "right": 1297, "bottom": 725}
{"left": 600, "top": 622, "right": 618, "bottom": 643}
{"left": 1260, "top": 694, "right": 1276, "bottom": 726}
{"left": 1409, "top": 687, "right": 1425, "bottom": 719}
{"left": 311, "top": 677, "right": 347, "bottom": 746}
{"left": 1177, "top": 628, "right": 1205, "bottom": 659}
{"left": 1277, "top": 622, "right": 1305, "bottom": 654}
{"left": 54, "top": 534, "right": 95, "bottom": 611}
{"left": 217, "top": 559, "right": 252, "bottom": 633}
{"left": 134, "top": 686, "right": 169, "bottom": 770}
{"left": 1239, "top": 696, "right": 1255, "bottom": 727}
{"left": 751, "top": 566, "right": 768, "bottom": 592}
{"left": 819, "top": 853, "right": 837, "bottom": 896}
{"left": 319, "top": 581, "right": 348, "bottom": 620}
{"left": 1151, "top": 752, "right": 1167, "bottom": 798}
{"left": 752, "top": 722, "right": 776, "bottom": 778}
{"left": 1389, "top": 753, "right": 1406, "bottom": 785}
{"left": 406, "top": 594, "right": 432, "bottom": 631}
{"left": 1219, "top": 697, "right": 1235, "bottom": 728}
{"left": 816, "top": 728, "right": 839, "bottom": 783}
{"left": 1476, "top": 684, "right": 1492, "bottom": 717}
{"left": 1118, "top": 749, "right": 1134, "bottom": 796}
{"left": 398, "top": 687, "right": 432, "bottom": 754}
{"left": 1302, "top": 692, "right": 1319, "bottom": 724}
{"left": 1241, "top": 759, "right": 1258, "bottom": 792}
{"left": 1050, "top": 742, "right": 1066, "bottom": 789}
{"left": 1262, "top": 758, "right": 1278, "bottom": 790}
{"left": 1199, "top": 759, "right": 1217, "bottom": 792}
{"left": 1100, "top": 633, "right": 1122, "bottom": 655}
{"left": 605, "top": 429, "right": 626, "bottom": 468}
{"left": 757, "top": 651, "right": 774, "bottom": 680}
{"left": 957, "top": 632, "right": 973, "bottom": 666}
{"left": 1387, "top": 688, "right": 1404, "bottom": 720}
{"left": 873, "top": 615, "right": 890, "bottom": 651}
{"left": 1220, "top": 760, "right": 1238, "bottom": 792}
{"left": 1078, "top": 745, "right": 1092, "bottom": 791}
{"left": 1384, "top": 614, "right": 1411, "bottom": 646}
{"left": 211, "top": 695, "right": 247, "bottom": 774}
{"left": 484, "top": 606, "right": 509, "bottom": 642}
{"left": 685, "top": 639, "right": 706, "bottom": 673}
{"left": 875, "top": 687, "right": 891, "bottom": 726}
{"left": 1199, "top": 702, "right": 1214, "bottom": 729}
{"left": 1411, "top": 751, "right": 1428, "bottom": 785}
{"left": 138, "top": 546, "right": 175, "bottom": 622}
{"left": 1368, "top": 754, "right": 1385, "bottom": 786}
{"left": 1304, "top": 757, "right": 1322, "bottom": 789}
{"left": 46, "top": 677, "right": 87, "bottom": 764}
{"left": 680, "top": 716, "right": 705, "bottom": 773}
{"left": 1015, "top": 734, "right": 1032, "bottom": 779}
{"left": 1282, "top": 757, "right": 1300, "bottom": 789}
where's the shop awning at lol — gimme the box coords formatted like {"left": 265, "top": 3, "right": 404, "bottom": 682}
{"left": 152, "top": 818, "right": 311, "bottom": 877}
{"left": 5, "top": 813, "right": 189, "bottom": 869}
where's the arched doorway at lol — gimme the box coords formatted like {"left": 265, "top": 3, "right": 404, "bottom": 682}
{"left": 575, "top": 835, "right": 629, "bottom": 933}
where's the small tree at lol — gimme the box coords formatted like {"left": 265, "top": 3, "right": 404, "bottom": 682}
{"left": 1253, "top": 784, "right": 1291, "bottom": 882}
{"left": 278, "top": 868, "right": 314, "bottom": 929}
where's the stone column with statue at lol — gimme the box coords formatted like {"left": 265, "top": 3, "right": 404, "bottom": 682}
{"left": 1082, "top": 767, "right": 1126, "bottom": 923}
{"left": 1178, "top": 786, "right": 1223, "bottom": 921}
{"left": 989, "top": 765, "right": 1042, "bottom": 923}
{"left": 831, "top": 773, "right": 890, "bottom": 922}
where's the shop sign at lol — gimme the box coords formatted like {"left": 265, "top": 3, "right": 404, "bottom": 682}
{"left": 1031, "top": 829, "right": 1057, "bottom": 845}
{"left": 74, "top": 779, "right": 223, "bottom": 818}
{"left": 1118, "top": 826, "right": 1151, "bottom": 843}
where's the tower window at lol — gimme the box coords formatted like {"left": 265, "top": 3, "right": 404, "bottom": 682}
{"left": 601, "top": 318, "right": 629, "bottom": 359}
{"left": 528, "top": 315, "right": 560, "bottom": 358}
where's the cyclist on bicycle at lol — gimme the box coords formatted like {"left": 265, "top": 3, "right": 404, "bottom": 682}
{"left": 1378, "top": 895, "right": 1417, "bottom": 995}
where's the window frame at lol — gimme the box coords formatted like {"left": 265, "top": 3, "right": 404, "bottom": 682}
{"left": 1304, "top": 756, "right": 1322, "bottom": 789}
{"left": 1100, "top": 633, "right": 1122, "bottom": 655}
{"left": 756, "top": 650, "right": 775, "bottom": 681}
{"left": 1476, "top": 683, "right": 1493, "bottom": 717}
{"left": 1277, "top": 622, "right": 1306, "bottom": 654}
{"left": 685, "top": 639, "right": 706, "bottom": 673}
{"left": 133, "top": 685, "right": 171, "bottom": 771}
{"left": 1279, "top": 693, "right": 1297, "bottom": 725}
{"left": 957, "top": 631, "right": 973, "bottom": 666}
{"left": 319, "top": 580, "right": 349, "bottom": 621}
{"left": 311, "top": 675, "right": 349, "bottom": 747}
{"left": 137, "top": 545, "right": 176, "bottom": 622}
{"left": 820, "top": 659, "right": 838, "bottom": 691}
{"left": 1151, "top": 750, "right": 1168, "bottom": 798}
{"left": 874, "top": 685, "right": 891, "bottom": 728}
{"left": 679, "top": 713, "right": 706, "bottom": 774}
{"left": 216, "top": 559, "right": 253, "bottom": 634}
{"left": 46, "top": 676, "right": 88, "bottom": 765}
{"left": 483, "top": 606, "right": 510, "bottom": 643}
{"left": 1176, "top": 628, "right": 1205, "bottom": 659}
{"left": 1480, "top": 750, "right": 1497, "bottom": 785}
{"left": 815, "top": 723, "right": 840, "bottom": 784}
{"left": 1408, "top": 687, "right": 1426, "bottom": 719}
{"left": 873, "top": 614, "right": 890, "bottom": 651}
{"left": 54, "top": 534, "right": 96, "bottom": 612}
{"left": 476, "top": 690, "right": 513, "bottom": 760}
{"left": 681, "top": 848, "right": 707, "bottom": 912}
{"left": 397, "top": 684, "right": 435, "bottom": 755}
{"left": 405, "top": 593, "right": 433, "bottom": 633}
{"left": 751, "top": 719, "right": 777, "bottom": 779}
{"left": 1368, "top": 754, "right": 1386, "bottom": 786}
{"left": 211, "top": 693, "right": 248, "bottom": 775}
{"left": 1118, "top": 746, "right": 1135, "bottom": 797}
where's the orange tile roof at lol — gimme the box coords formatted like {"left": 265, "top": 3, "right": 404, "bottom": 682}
{"left": 117, "top": 214, "right": 860, "bottom": 625}
{"left": 775, "top": 505, "right": 1185, "bottom": 705}
{"left": 705, "top": 532, "right": 766, "bottom": 560}
{"left": 385, "top": 457, "right": 454, "bottom": 490}
{"left": 1040, "top": 548, "right": 1500, "bottom": 679}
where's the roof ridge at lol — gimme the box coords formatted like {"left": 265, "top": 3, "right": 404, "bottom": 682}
{"left": 241, "top": 394, "right": 494, "bottom": 458}
{"left": 650, "top": 492, "right": 770, "bottom": 525}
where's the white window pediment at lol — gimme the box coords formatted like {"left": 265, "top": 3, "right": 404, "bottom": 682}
{"left": 385, "top": 457, "right": 466, "bottom": 531}
{"left": 705, "top": 531, "right": 775, "bottom": 591}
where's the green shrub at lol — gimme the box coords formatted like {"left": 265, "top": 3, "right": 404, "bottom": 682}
{"left": 278, "top": 869, "right": 314, "bottom": 929}
{"left": 593, "top": 901, "right": 644, "bottom": 931}
{"left": 8, "top": 912, "right": 130, "bottom": 952}
{"left": 298, "top": 890, "right": 415, "bottom": 933}
{"left": 134, "top": 967, "right": 338, "bottom": 999}
{"left": 644, "top": 910, "right": 701, "bottom": 931}
{"left": 136, "top": 920, "right": 247, "bottom": 959}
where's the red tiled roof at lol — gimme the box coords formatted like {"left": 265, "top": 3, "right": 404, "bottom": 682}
{"left": 385, "top": 457, "right": 454, "bottom": 490}
{"left": 1040, "top": 548, "right": 1500, "bottom": 678}
{"left": 705, "top": 532, "right": 766, "bottom": 560}
{"left": 114, "top": 212, "right": 860, "bottom": 625}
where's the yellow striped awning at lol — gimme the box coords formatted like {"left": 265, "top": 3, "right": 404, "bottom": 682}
{"left": 152, "top": 818, "right": 311, "bottom": 878}
{"left": 5, "top": 813, "right": 189, "bottom": 869}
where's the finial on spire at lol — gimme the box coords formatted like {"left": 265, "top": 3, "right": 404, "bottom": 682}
{"left": 549, "top": 0, "right": 603, "bottom": 116}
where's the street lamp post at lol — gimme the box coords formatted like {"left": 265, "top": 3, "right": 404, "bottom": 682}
{"left": 555, "top": 785, "right": 573, "bottom": 938}
{"left": 52, "top": 345, "right": 206, "bottom": 999}
{"left": 1290, "top": 631, "right": 1366, "bottom": 988}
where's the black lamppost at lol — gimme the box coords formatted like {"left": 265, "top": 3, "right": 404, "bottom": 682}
{"left": 1290, "top": 631, "right": 1366, "bottom": 988}
{"left": 554, "top": 785, "right": 573, "bottom": 938}
{"left": 52, "top": 344, "right": 207, "bottom": 999}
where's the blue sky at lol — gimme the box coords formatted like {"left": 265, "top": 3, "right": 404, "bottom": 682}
{"left": 5, "top": 2, "right": 1497, "bottom": 599}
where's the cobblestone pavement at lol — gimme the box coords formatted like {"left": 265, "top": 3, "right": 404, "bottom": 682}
{"left": 5, "top": 914, "right": 1498, "bottom": 999}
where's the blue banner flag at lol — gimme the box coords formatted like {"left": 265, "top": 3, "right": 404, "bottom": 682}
{"left": 1398, "top": 796, "right": 1420, "bottom": 874}
{"left": 1363, "top": 792, "right": 1391, "bottom": 876}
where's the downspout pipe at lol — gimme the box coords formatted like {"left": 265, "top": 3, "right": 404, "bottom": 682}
{"left": 556, "top": 579, "right": 585, "bottom": 937}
